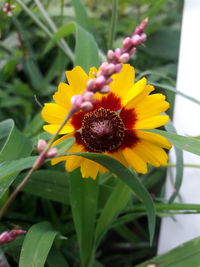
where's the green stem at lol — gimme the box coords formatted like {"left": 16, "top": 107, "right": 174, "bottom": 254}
{"left": 108, "top": 0, "right": 118, "bottom": 49}
{"left": 0, "top": 108, "right": 75, "bottom": 219}
{"left": 167, "top": 163, "right": 200, "bottom": 168}
{"left": 126, "top": 203, "right": 200, "bottom": 214}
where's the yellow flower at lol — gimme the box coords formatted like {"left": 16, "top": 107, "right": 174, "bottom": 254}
{"left": 42, "top": 64, "right": 172, "bottom": 179}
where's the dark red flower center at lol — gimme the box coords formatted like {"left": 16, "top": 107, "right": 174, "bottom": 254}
{"left": 81, "top": 107, "right": 125, "bottom": 152}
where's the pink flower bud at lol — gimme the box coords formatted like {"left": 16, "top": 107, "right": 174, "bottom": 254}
{"left": 107, "top": 50, "right": 114, "bottom": 61}
{"left": 131, "top": 34, "right": 142, "bottom": 46}
{"left": 129, "top": 47, "right": 137, "bottom": 56}
{"left": 83, "top": 91, "right": 94, "bottom": 101}
{"left": 122, "top": 37, "right": 132, "bottom": 50}
{"left": 114, "top": 64, "right": 122, "bottom": 73}
{"left": 46, "top": 147, "right": 58, "bottom": 158}
{"left": 99, "top": 85, "right": 110, "bottom": 94}
{"left": 104, "top": 78, "right": 113, "bottom": 85}
{"left": 133, "top": 18, "right": 148, "bottom": 35}
{"left": 0, "top": 229, "right": 26, "bottom": 244}
{"left": 140, "top": 33, "right": 147, "bottom": 42}
{"left": 95, "top": 75, "right": 106, "bottom": 87}
{"left": 80, "top": 101, "right": 93, "bottom": 111}
{"left": 71, "top": 94, "right": 83, "bottom": 111}
{"left": 114, "top": 48, "right": 122, "bottom": 58}
{"left": 37, "top": 139, "right": 47, "bottom": 154}
{"left": 86, "top": 78, "right": 95, "bottom": 91}
{"left": 119, "top": 53, "right": 130, "bottom": 63}
{"left": 105, "top": 63, "right": 115, "bottom": 76}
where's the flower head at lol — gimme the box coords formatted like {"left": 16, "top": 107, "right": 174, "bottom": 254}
{"left": 42, "top": 64, "right": 171, "bottom": 179}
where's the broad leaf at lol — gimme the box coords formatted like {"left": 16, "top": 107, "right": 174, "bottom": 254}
{"left": 64, "top": 152, "right": 155, "bottom": 245}
{"left": 19, "top": 222, "right": 58, "bottom": 267}
{"left": 137, "top": 236, "right": 200, "bottom": 267}
{"left": 69, "top": 169, "right": 99, "bottom": 267}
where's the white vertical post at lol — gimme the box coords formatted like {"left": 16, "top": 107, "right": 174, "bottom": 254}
{"left": 158, "top": 0, "right": 200, "bottom": 254}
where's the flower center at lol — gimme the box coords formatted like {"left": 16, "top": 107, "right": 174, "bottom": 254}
{"left": 81, "top": 108, "right": 125, "bottom": 152}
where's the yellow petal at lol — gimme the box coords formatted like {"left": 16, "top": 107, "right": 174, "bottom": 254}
{"left": 41, "top": 103, "right": 67, "bottom": 124}
{"left": 108, "top": 151, "right": 128, "bottom": 167}
{"left": 80, "top": 158, "right": 100, "bottom": 179}
{"left": 122, "top": 148, "right": 147, "bottom": 174}
{"left": 53, "top": 82, "right": 73, "bottom": 110}
{"left": 110, "top": 64, "right": 135, "bottom": 99}
{"left": 65, "top": 143, "right": 85, "bottom": 172}
{"left": 134, "top": 140, "right": 168, "bottom": 167}
{"left": 43, "top": 123, "right": 74, "bottom": 134}
{"left": 137, "top": 130, "right": 172, "bottom": 149}
{"left": 66, "top": 66, "right": 89, "bottom": 94}
{"left": 134, "top": 94, "right": 170, "bottom": 120}
{"left": 124, "top": 83, "right": 155, "bottom": 108}
{"left": 135, "top": 115, "right": 169, "bottom": 129}
{"left": 52, "top": 133, "right": 74, "bottom": 146}
{"left": 51, "top": 134, "right": 78, "bottom": 166}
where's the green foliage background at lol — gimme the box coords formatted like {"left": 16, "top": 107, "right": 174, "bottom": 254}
{"left": 1, "top": 1, "right": 200, "bottom": 267}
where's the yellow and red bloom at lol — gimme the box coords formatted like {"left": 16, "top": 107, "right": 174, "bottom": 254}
{"left": 42, "top": 64, "right": 172, "bottom": 179}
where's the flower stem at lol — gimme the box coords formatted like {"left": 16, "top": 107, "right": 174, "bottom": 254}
{"left": 0, "top": 108, "right": 75, "bottom": 219}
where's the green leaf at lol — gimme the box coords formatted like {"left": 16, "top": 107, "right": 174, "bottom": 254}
{"left": 0, "top": 156, "right": 37, "bottom": 185}
{"left": 146, "top": 29, "right": 180, "bottom": 60}
{"left": 43, "top": 23, "right": 75, "bottom": 55}
{"left": 95, "top": 180, "right": 132, "bottom": 243}
{"left": 71, "top": 0, "right": 90, "bottom": 30}
{"left": 69, "top": 169, "right": 99, "bottom": 267}
{"left": 0, "top": 119, "right": 32, "bottom": 198}
{"left": 150, "top": 129, "right": 200, "bottom": 156}
{"left": 136, "top": 236, "right": 200, "bottom": 267}
{"left": 165, "top": 123, "right": 183, "bottom": 203}
{"left": 64, "top": 152, "right": 155, "bottom": 245}
{"left": 13, "top": 170, "right": 69, "bottom": 204}
{"left": 19, "top": 222, "right": 58, "bottom": 267}
{"left": 75, "top": 24, "right": 99, "bottom": 72}
{"left": 0, "top": 119, "right": 32, "bottom": 162}
{"left": 47, "top": 248, "right": 69, "bottom": 267}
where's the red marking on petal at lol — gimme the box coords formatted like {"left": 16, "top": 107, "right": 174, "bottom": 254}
{"left": 120, "top": 130, "right": 139, "bottom": 150}
{"left": 93, "top": 92, "right": 122, "bottom": 111}
{"left": 120, "top": 108, "right": 137, "bottom": 129}
{"left": 71, "top": 111, "right": 85, "bottom": 130}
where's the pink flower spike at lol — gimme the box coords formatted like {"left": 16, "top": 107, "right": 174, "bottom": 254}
{"left": 133, "top": 18, "right": 148, "bottom": 35}
{"left": 46, "top": 148, "right": 58, "bottom": 158}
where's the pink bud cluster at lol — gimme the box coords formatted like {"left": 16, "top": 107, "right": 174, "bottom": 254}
{"left": 2, "top": 2, "right": 16, "bottom": 17}
{"left": 71, "top": 18, "right": 148, "bottom": 113}
{"left": 34, "top": 139, "right": 58, "bottom": 169}
{"left": 0, "top": 229, "right": 26, "bottom": 244}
